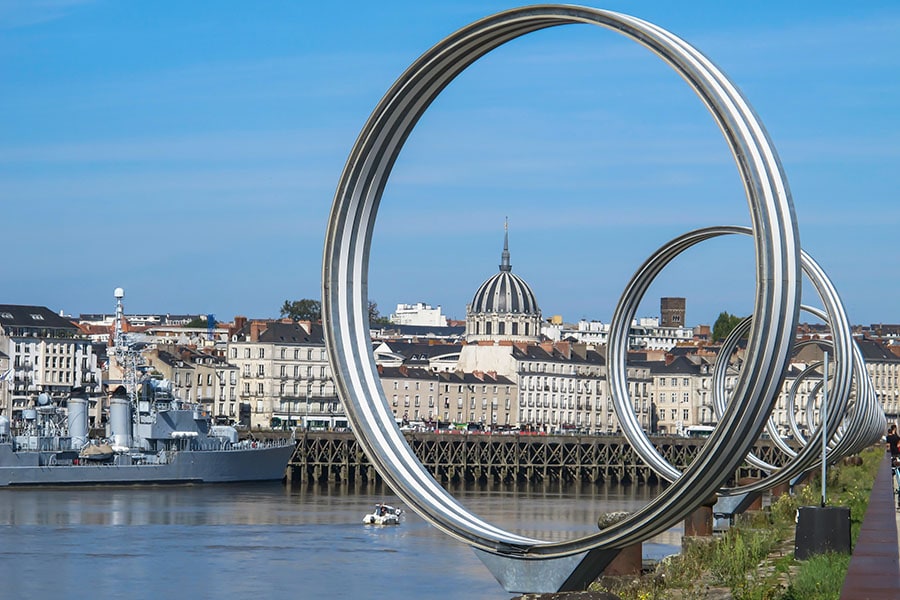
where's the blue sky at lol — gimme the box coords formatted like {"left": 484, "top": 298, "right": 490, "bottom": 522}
{"left": 1, "top": 1, "right": 897, "bottom": 328}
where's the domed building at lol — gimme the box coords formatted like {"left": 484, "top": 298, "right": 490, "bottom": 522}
{"left": 465, "top": 224, "right": 542, "bottom": 343}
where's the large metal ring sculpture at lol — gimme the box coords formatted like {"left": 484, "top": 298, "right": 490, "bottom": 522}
{"left": 606, "top": 226, "right": 875, "bottom": 496}
{"left": 320, "top": 4, "right": 860, "bottom": 593}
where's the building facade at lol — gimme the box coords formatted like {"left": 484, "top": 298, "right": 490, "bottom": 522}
{"left": 144, "top": 345, "right": 239, "bottom": 423}
{"left": 390, "top": 303, "right": 449, "bottom": 327}
{"left": 379, "top": 366, "right": 516, "bottom": 428}
{"left": 227, "top": 319, "right": 339, "bottom": 430}
{"left": 0, "top": 304, "right": 103, "bottom": 426}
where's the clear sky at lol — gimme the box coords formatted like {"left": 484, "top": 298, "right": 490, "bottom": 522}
{"left": 1, "top": 1, "right": 898, "bottom": 328}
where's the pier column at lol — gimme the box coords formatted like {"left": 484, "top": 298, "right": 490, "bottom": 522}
{"left": 598, "top": 512, "right": 641, "bottom": 576}
{"left": 737, "top": 478, "right": 763, "bottom": 511}
{"left": 770, "top": 480, "right": 790, "bottom": 500}
{"left": 684, "top": 494, "right": 717, "bottom": 538}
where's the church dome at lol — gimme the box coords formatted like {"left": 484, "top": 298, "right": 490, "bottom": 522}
{"left": 466, "top": 223, "right": 542, "bottom": 343}
{"left": 470, "top": 225, "right": 539, "bottom": 315}
{"left": 471, "top": 269, "right": 539, "bottom": 315}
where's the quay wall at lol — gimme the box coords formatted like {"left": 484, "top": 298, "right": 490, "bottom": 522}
{"left": 281, "top": 432, "right": 786, "bottom": 485}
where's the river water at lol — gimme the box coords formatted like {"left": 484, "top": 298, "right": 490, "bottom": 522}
{"left": 0, "top": 482, "right": 680, "bottom": 599}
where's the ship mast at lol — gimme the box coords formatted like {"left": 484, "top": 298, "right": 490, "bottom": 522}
{"left": 112, "top": 287, "right": 140, "bottom": 405}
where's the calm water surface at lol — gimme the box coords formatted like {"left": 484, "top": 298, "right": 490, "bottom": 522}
{"left": 0, "top": 482, "right": 680, "bottom": 600}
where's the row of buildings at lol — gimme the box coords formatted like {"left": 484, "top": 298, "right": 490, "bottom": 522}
{"left": 2, "top": 228, "right": 899, "bottom": 437}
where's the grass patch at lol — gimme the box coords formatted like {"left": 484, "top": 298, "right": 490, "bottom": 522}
{"left": 781, "top": 553, "right": 850, "bottom": 600}
{"left": 590, "top": 447, "right": 881, "bottom": 600}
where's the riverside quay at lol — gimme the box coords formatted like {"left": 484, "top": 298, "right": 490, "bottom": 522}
{"left": 282, "top": 431, "right": 787, "bottom": 486}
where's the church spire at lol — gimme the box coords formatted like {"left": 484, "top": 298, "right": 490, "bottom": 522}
{"left": 499, "top": 217, "right": 511, "bottom": 272}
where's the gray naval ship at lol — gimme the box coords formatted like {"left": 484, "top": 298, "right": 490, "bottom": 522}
{"left": 0, "top": 380, "right": 294, "bottom": 487}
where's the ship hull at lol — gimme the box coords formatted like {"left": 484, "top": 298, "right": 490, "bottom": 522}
{"left": 0, "top": 442, "right": 295, "bottom": 487}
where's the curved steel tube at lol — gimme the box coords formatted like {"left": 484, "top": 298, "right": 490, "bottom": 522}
{"left": 323, "top": 5, "right": 800, "bottom": 558}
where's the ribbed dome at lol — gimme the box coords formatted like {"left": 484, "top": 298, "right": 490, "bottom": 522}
{"left": 471, "top": 271, "right": 539, "bottom": 314}
{"left": 469, "top": 226, "right": 539, "bottom": 315}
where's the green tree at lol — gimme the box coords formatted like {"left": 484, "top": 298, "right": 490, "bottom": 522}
{"left": 183, "top": 316, "right": 207, "bottom": 328}
{"left": 280, "top": 299, "right": 321, "bottom": 322}
{"left": 368, "top": 301, "right": 391, "bottom": 325}
{"left": 712, "top": 311, "right": 744, "bottom": 342}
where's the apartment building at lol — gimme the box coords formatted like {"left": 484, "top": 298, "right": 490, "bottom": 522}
{"left": 227, "top": 319, "right": 337, "bottom": 430}
{"left": 0, "top": 304, "right": 103, "bottom": 425}
{"left": 144, "top": 345, "right": 239, "bottom": 423}
{"left": 379, "top": 365, "right": 516, "bottom": 427}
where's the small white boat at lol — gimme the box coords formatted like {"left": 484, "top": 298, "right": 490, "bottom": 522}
{"left": 363, "top": 503, "right": 403, "bottom": 525}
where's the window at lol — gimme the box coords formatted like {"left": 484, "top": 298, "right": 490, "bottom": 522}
{"left": 258, "top": 348, "right": 265, "bottom": 359}
{"left": 257, "top": 364, "right": 265, "bottom": 376}
{"left": 244, "top": 348, "right": 251, "bottom": 358}
{"left": 230, "top": 348, "right": 237, "bottom": 358}
{"left": 30, "top": 313, "right": 45, "bottom": 321}
{"left": 280, "top": 349, "right": 286, "bottom": 359}
{"left": 257, "top": 383, "right": 264, "bottom": 394}
{"left": 683, "top": 378, "right": 689, "bottom": 387}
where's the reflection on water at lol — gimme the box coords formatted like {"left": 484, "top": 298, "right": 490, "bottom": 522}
{"left": 0, "top": 482, "right": 681, "bottom": 599}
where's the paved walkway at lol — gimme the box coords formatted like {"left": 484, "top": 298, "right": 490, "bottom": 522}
{"left": 838, "top": 455, "right": 900, "bottom": 598}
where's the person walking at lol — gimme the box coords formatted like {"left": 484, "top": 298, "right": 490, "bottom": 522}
{"left": 888, "top": 425, "right": 900, "bottom": 465}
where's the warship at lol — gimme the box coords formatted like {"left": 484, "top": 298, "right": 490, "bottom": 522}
{"left": 0, "top": 288, "right": 294, "bottom": 487}
{"left": 0, "top": 385, "right": 294, "bottom": 487}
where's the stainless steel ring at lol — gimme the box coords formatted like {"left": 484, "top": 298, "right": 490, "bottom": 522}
{"left": 323, "top": 5, "right": 800, "bottom": 559}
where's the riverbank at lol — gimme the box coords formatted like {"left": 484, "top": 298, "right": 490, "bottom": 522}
{"left": 508, "top": 447, "right": 880, "bottom": 600}
{"left": 583, "top": 448, "right": 880, "bottom": 599}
